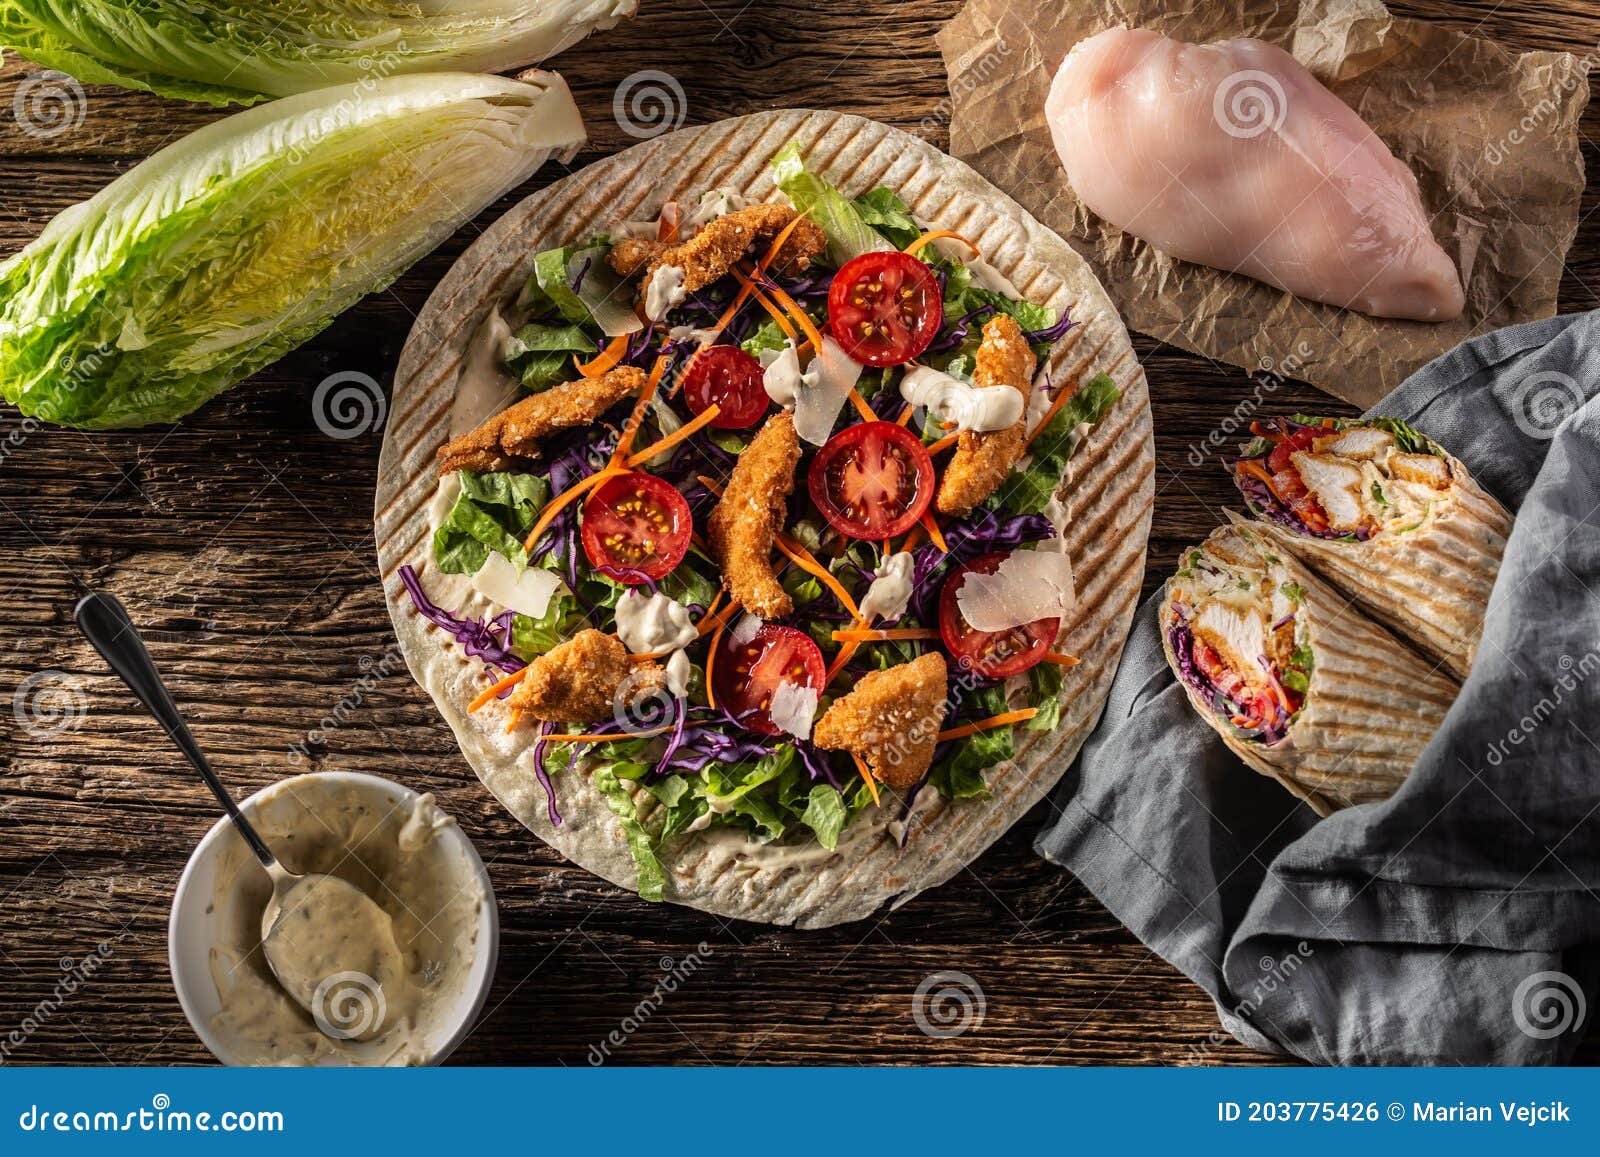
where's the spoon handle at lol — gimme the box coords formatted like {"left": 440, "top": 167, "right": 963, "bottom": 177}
{"left": 73, "top": 591, "right": 277, "bottom": 870}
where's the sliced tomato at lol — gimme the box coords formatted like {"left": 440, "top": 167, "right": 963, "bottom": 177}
{"left": 1193, "top": 637, "right": 1277, "bottom": 725}
{"left": 808, "top": 421, "right": 935, "bottom": 541}
{"left": 579, "top": 472, "right": 692, "bottom": 583}
{"left": 712, "top": 624, "right": 826, "bottom": 735}
{"left": 826, "top": 251, "right": 943, "bottom": 367}
{"left": 1265, "top": 425, "right": 1323, "bottom": 474}
{"left": 681, "top": 345, "right": 769, "bottom": 430}
{"left": 937, "top": 552, "right": 1059, "bottom": 679}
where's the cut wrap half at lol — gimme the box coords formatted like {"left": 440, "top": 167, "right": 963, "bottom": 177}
{"left": 1231, "top": 416, "right": 1512, "bottom": 679}
{"left": 1160, "top": 527, "right": 1458, "bottom": 815}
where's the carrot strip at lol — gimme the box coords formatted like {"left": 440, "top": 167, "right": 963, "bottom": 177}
{"left": 1043, "top": 651, "right": 1081, "bottom": 667}
{"left": 850, "top": 752, "right": 882, "bottom": 807}
{"left": 505, "top": 708, "right": 524, "bottom": 734}
{"left": 695, "top": 474, "right": 725, "bottom": 496}
{"left": 705, "top": 614, "right": 730, "bottom": 710}
{"left": 898, "top": 525, "right": 924, "bottom": 553}
{"left": 626, "top": 403, "right": 721, "bottom": 468}
{"left": 1028, "top": 377, "right": 1092, "bottom": 444}
{"left": 774, "top": 533, "right": 862, "bottom": 622}
{"left": 691, "top": 211, "right": 816, "bottom": 350}
{"left": 903, "top": 229, "right": 979, "bottom": 258}
{"left": 825, "top": 640, "right": 860, "bottom": 684}
{"left": 736, "top": 271, "right": 799, "bottom": 344}
{"left": 576, "top": 333, "right": 630, "bottom": 379}
{"left": 927, "top": 432, "right": 960, "bottom": 456}
{"left": 469, "top": 666, "right": 529, "bottom": 712}
{"left": 696, "top": 596, "right": 741, "bottom": 639}
{"left": 761, "top": 279, "right": 827, "bottom": 355}
{"left": 658, "top": 201, "right": 680, "bottom": 243}
{"left": 831, "top": 628, "right": 941, "bottom": 643}
{"left": 610, "top": 353, "right": 669, "bottom": 464}
{"left": 937, "top": 708, "right": 1039, "bottom": 742}
{"left": 523, "top": 465, "right": 626, "bottom": 552}
{"left": 546, "top": 726, "right": 672, "bottom": 743}
{"left": 895, "top": 403, "right": 914, "bottom": 426}
{"left": 920, "top": 513, "right": 948, "bottom": 554}
{"left": 848, "top": 388, "right": 877, "bottom": 423}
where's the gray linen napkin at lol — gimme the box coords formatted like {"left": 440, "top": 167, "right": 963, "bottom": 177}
{"left": 1036, "top": 310, "right": 1600, "bottom": 1065}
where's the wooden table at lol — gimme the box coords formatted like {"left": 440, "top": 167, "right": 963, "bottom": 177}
{"left": 1, "top": 0, "right": 1595, "bottom": 1066}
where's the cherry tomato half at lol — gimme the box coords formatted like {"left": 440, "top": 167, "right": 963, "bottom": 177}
{"left": 807, "top": 421, "right": 935, "bottom": 541}
{"left": 937, "top": 551, "right": 1059, "bottom": 679}
{"left": 580, "top": 472, "right": 693, "bottom": 583}
{"left": 827, "top": 251, "right": 943, "bottom": 367}
{"left": 681, "top": 345, "right": 770, "bottom": 430}
{"left": 712, "top": 624, "right": 826, "bottom": 735}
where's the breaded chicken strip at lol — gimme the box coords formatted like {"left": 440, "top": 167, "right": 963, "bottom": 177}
{"left": 708, "top": 411, "right": 800, "bottom": 619}
{"left": 812, "top": 653, "right": 949, "bottom": 788}
{"left": 607, "top": 204, "right": 826, "bottom": 292}
{"left": 437, "top": 366, "right": 644, "bottom": 474}
{"left": 936, "top": 315, "right": 1036, "bottom": 516}
{"left": 510, "top": 629, "right": 666, "bottom": 724}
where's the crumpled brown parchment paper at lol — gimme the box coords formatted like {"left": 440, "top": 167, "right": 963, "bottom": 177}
{"left": 936, "top": 0, "right": 1590, "bottom": 406}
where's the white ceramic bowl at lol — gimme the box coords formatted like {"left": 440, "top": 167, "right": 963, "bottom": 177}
{"left": 169, "top": 771, "right": 498, "bottom": 1066}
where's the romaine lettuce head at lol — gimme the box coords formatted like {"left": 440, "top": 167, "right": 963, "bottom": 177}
{"left": 0, "top": 71, "right": 586, "bottom": 428}
{"left": 0, "top": 0, "right": 637, "bottom": 105}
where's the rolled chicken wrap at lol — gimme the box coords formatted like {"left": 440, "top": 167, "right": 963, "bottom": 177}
{"left": 1231, "top": 416, "right": 1512, "bottom": 679}
{"left": 1160, "top": 527, "right": 1458, "bottom": 815}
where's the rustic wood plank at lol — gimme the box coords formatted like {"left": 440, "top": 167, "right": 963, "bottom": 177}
{"left": 0, "top": 0, "right": 1596, "bottom": 1066}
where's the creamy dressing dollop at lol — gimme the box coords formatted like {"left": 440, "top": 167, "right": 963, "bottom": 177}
{"left": 901, "top": 365, "right": 1024, "bottom": 433}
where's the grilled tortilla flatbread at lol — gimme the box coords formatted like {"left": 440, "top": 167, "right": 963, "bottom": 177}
{"left": 375, "top": 110, "right": 1153, "bottom": 927}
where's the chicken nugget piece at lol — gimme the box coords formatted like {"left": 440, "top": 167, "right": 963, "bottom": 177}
{"left": 812, "top": 653, "right": 949, "bottom": 788}
{"left": 509, "top": 629, "right": 666, "bottom": 724}
{"left": 607, "top": 237, "right": 665, "bottom": 278}
{"left": 936, "top": 316, "right": 1037, "bottom": 516}
{"left": 708, "top": 411, "right": 800, "bottom": 619}
{"left": 437, "top": 366, "right": 644, "bottom": 475}
{"left": 608, "top": 204, "right": 826, "bottom": 293}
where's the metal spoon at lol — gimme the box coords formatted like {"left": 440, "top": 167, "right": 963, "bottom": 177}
{"left": 73, "top": 591, "right": 398, "bottom": 1029}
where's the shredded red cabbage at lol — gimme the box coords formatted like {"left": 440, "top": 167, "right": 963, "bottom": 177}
{"left": 529, "top": 720, "right": 562, "bottom": 827}
{"left": 396, "top": 564, "right": 525, "bottom": 674}
{"left": 1166, "top": 612, "right": 1291, "bottom": 745}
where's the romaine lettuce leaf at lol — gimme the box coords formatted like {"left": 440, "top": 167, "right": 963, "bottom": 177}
{"left": 0, "top": 1, "right": 636, "bottom": 105}
{"left": 993, "top": 373, "right": 1121, "bottom": 514}
{"left": 0, "top": 73, "right": 586, "bottom": 428}
{"left": 504, "top": 322, "right": 595, "bottom": 393}
{"left": 433, "top": 471, "right": 549, "bottom": 575}
{"left": 769, "top": 140, "right": 893, "bottom": 268}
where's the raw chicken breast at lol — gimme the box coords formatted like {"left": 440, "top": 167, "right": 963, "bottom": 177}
{"left": 1046, "top": 28, "right": 1464, "bottom": 322}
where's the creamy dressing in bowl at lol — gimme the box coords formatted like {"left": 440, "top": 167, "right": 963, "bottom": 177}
{"left": 170, "top": 772, "right": 496, "bottom": 1067}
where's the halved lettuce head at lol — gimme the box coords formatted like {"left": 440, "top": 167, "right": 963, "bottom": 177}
{"left": 0, "top": 71, "right": 586, "bottom": 429}
{"left": 0, "top": 0, "right": 637, "bottom": 105}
